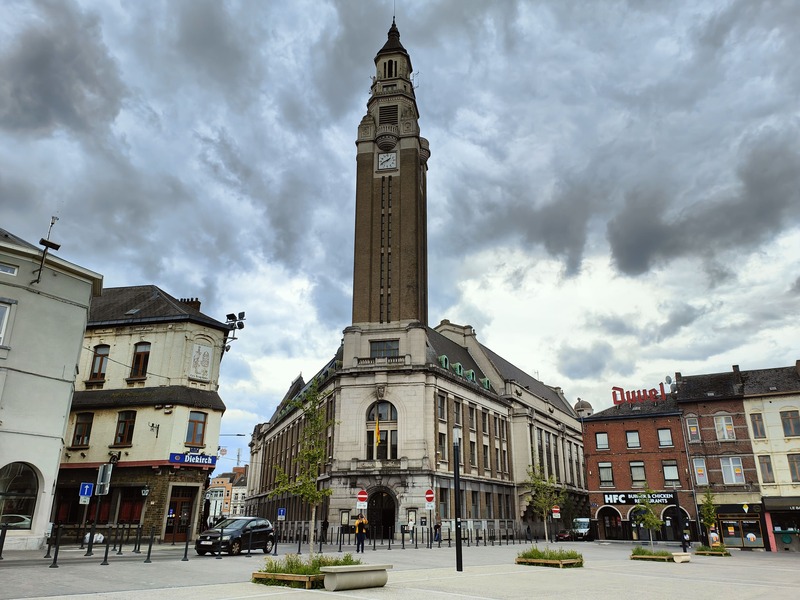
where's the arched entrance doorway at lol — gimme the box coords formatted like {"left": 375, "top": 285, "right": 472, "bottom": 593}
{"left": 596, "top": 506, "right": 623, "bottom": 540}
{"left": 367, "top": 488, "right": 396, "bottom": 539}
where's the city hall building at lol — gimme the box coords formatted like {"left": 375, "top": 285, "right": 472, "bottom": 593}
{"left": 247, "top": 20, "right": 588, "bottom": 539}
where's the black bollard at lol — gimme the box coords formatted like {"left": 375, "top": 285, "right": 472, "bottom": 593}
{"left": 100, "top": 533, "right": 111, "bottom": 565}
{"left": 144, "top": 527, "right": 155, "bottom": 563}
{"left": 182, "top": 534, "right": 190, "bottom": 561}
{"left": 116, "top": 524, "right": 124, "bottom": 555}
{"left": 85, "top": 521, "right": 98, "bottom": 557}
{"left": 246, "top": 528, "right": 253, "bottom": 557}
{"left": 448, "top": 527, "right": 452, "bottom": 548}
{"left": 272, "top": 526, "right": 278, "bottom": 556}
{"left": 318, "top": 528, "right": 323, "bottom": 554}
{"left": 133, "top": 525, "right": 142, "bottom": 554}
{"left": 373, "top": 528, "right": 376, "bottom": 552}
{"left": 49, "top": 524, "right": 62, "bottom": 568}
{"left": 388, "top": 528, "right": 392, "bottom": 551}
{"left": 338, "top": 528, "right": 343, "bottom": 553}
{"left": 401, "top": 527, "right": 405, "bottom": 550}
{"left": 415, "top": 527, "right": 418, "bottom": 549}
{"left": 297, "top": 527, "right": 302, "bottom": 555}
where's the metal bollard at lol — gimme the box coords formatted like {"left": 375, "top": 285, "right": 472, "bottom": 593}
{"left": 49, "top": 524, "right": 62, "bottom": 568}
{"left": 182, "top": 534, "right": 190, "bottom": 561}
{"left": 116, "top": 524, "right": 124, "bottom": 555}
{"left": 133, "top": 525, "right": 142, "bottom": 554}
{"left": 85, "top": 521, "right": 98, "bottom": 557}
{"left": 373, "top": 527, "right": 376, "bottom": 552}
{"left": 143, "top": 527, "right": 155, "bottom": 563}
{"left": 272, "top": 526, "right": 278, "bottom": 556}
{"left": 246, "top": 529, "right": 253, "bottom": 557}
{"left": 297, "top": 527, "right": 302, "bottom": 555}
{"left": 100, "top": 533, "right": 111, "bottom": 565}
{"left": 338, "top": 527, "right": 343, "bottom": 553}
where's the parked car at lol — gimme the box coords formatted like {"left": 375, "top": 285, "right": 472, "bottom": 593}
{"left": 555, "top": 529, "right": 573, "bottom": 541}
{"left": 195, "top": 516, "right": 274, "bottom": 555}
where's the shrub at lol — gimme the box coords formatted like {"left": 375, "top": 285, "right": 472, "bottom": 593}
{"left": 696, "top": 545, "right": 728, "bottom": 553}
{"left": 631, "top": 546, "right": 672, "bottom": 557}
{"left": 259, "top": 552, "right": 361, "bottom": 575}
{"left": 517, "top": 546, "right": 583, "bottom": 561}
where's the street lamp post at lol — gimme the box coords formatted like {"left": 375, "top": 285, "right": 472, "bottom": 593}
{"left": 453, "top": 423, "right": 463, "bottom": 572}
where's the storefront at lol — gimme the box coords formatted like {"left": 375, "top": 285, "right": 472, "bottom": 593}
{"left": 709, "top": 503, "right": 766, "bottom": 550}
{"left": 763, "top": 496, "right": 800, "bottom": 553}
{"left": 593, "top": 490, "right": 697, "bottom": 542}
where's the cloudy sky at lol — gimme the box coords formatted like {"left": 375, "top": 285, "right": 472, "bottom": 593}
{"left": 3, "top": 0, "right": 799, "bottom": 472}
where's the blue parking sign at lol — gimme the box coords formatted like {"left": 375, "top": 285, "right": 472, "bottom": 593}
{"left": 277, "top": 507, "right": 286, "bottom": 521}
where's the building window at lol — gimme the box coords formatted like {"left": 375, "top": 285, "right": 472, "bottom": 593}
{"left": 129, "top": 342, "right": 150, "bottom": 379}
{"left": 595, "top": 432, "right": 609, "bottom": 450}
{"left": 370, "top": 339, "right": 399, "bottom": 358}
{"left": 437, "top": 394, "right": 446, "bottom": 420}
{"left": 438, "top": 432, "right": 447, "bottom": 461}
{"left": 790, "top": 455, "right": 800, "bottom": 483}
{"left": 468, "top": 406, "right": 476, "bottom": 430}
{"left": 502, "top": 449, "right": 508, "bottom": 472}
{"left": 0, "top": 262, "right": 18, "bottom": 275}
{"left": 715, "top": 415, "right": 735, "bottom": 440}
{"left": 469, "top": 441, "right": 476, "bottom": 466}
{"left": 483, "top": 444, "right": 489, "bottom": 469}
{"left": 720, "top": 457, "right": 745, "bottom": 484}
{"left": 186, "top": 411, "right": 207, "bottom": 445}
{"left": 758, "top": 455, "right": 775, "bottom": 484}
{"left": 750, "top": 413, "right": 766, "bottom": 439}
{"left": 662, "top": 460, "right": 680, "bottom": 487}
{"left": 71, "top": 413, "right": 93, "bottom": 447}
{"left": 0, "top": 462, "right": 37, "bottom": 530}
{"left": 0, "top": 303, "right": 10, "bottom": 346}
{"left": 780, "top": 410, "right": 800, "bottom": 437}
{"left": 630, "top": 461, "right": 646, "bottom": 487}
{"left": 471, "top": 490, "right": 479, "bottom": 519}
{"left": 599, "top": 462, "right": 614, "bottom": 487}
{"left": 367, "top": 401, "right": 398, "bottom": 459}
{"left": 481, "top": 410, "right": 488, "bottom": 433}
{"left": 657, "top": 429, "right": 673, "bottom": 447}
{"left": 686, "top": 417, "right": 701, "bottom": 442}
{"left": 90, "top": 345, "right": 110, "bottom": 381}
{"left": 626, "top": 431, "right": 640, "bottom": 449}
{"left": 454, "top": 402, "right": 461, "bottom": 425}
{"left": 114, "top": 410, "right": 136, "bottom": 445}
{"left": 693, "top": 458, "right": 708, "bottom": 485}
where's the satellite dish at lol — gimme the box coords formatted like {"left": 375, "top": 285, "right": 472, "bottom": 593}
{"left": 665, "top": 375, "right": 672, "bottom": 385}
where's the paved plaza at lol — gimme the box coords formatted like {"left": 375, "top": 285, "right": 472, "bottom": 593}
{"left": 1, "top": 539, "right": 797, "bottom": 600}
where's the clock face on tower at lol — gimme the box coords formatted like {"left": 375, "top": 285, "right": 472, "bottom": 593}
{"left": 378, "top": 152, "right": 397, "bottom": 170}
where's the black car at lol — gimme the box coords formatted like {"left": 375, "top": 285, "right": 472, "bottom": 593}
{"left": 195, "top": 516, "right": 274, "bottom": 555}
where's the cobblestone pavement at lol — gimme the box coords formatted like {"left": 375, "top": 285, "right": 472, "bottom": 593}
{"left": 1, "top": 538, "right": 797, "bottom": 600}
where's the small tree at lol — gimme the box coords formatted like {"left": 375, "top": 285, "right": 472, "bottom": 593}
{"left": 631, "top": 487, "right": 663, "bottom": 548}
{"left": 268, "top": 380, "right": 334, "bottom": 554}
{"left": 699, "top": 489, "right": 718, "bottom": 546}
{"left": 523, "top": 463, "right": 565, "bottom": 543}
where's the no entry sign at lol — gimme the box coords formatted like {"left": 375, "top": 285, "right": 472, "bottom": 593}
{"left": 425, "top": 489, "right": 435, "bottom": 503}
{"left": 357, "top": 489, "right": 368, "bottom": 503}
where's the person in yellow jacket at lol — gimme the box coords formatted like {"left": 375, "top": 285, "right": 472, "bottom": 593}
{"left": 355, "top": 514, "right": 368, "bottom": 553}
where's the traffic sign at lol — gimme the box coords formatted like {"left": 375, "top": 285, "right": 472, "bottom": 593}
{"left": 425, "top": 489, "right": 435, "bottom": 503}
{"left": 357, "top": 489, "right": 368, "bottom": 503}
{"left": 552, "top": 505, "right": 561, "bottom": 519}
{"left": 79, "top": 482, "right": 94, "bottom": 497}
{"left": 277, "top": 507, "right": 286, "bottom": 521}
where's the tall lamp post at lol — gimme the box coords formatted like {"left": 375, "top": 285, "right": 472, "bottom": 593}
{"left": 453, "top": 423, "right": 463, "bottom": 572}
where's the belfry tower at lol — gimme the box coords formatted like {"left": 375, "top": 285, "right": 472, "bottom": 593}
{"left": 352, "top": 19, "right": 430, "bottom": 327}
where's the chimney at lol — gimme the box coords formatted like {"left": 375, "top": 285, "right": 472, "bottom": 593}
{"left": 732, "top": 364, "right": 742, "bottom": 385}
{"left": 180, "top": 297, "right": 201, "bottom": 311}
{"left": 796, "top": 359, "right": 800, "bottom": 377}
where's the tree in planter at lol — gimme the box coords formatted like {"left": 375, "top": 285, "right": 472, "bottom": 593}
{"left": 523, "top": 463, "right": 565, "bottom": 543}
{"left": 699, "top": 489, "right": 718, "bottom": 546}
{"left": 631, "top": 487, "right": 663, "bottom": 548}
{"left": 268, "top": 380, "right": 334, "bottom": 555}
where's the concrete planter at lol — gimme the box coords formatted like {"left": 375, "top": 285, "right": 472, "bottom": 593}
{"left": 671, "top": 552, "right": 691, "bottom": 563}
{"left": 515, "top": 558, "right": 583, "bottom": 568}
{"left": 320, "top": 564, "right": 393, "bottom": 591}
{"left": 630, "top": 554, "right": 673, "bottom": 562}
{"left": 694, "top": 550, "right": 731, "bottom": 556}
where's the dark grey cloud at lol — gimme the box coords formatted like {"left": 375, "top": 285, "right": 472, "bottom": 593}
{"left": 557, "top": 341, "right": 617, "bottom": 379}
{"left": 0, "top": 0, "right": 125, "bottom": 137}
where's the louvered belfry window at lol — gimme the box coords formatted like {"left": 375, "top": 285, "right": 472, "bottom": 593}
{"left": 379, "top": 105, "right": 398, "bottom": 125}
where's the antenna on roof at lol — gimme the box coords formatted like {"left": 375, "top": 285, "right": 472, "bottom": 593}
{"left": 31, "top": 216, "right": 61, "bottom": 286}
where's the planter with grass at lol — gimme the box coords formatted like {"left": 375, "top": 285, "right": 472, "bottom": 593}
{"left": 629, "top": 546, "right": 675, "bottom": 562}
{"left": 516, "top": 546, "right": 583, "bottom": 568}
{"left": 253, "top": 553, "right": 362, "bottom": 590}
{"left": 694, "top": 545, "right": 731, "bottom": 556}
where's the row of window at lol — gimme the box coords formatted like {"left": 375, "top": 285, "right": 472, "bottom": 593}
{"left": 753, "top": 454, "right": 800, "bottom": 484}
{"left": 89, "top": 342, "right": 151, "bottom": 381}
{"left": 686, "top": 412, "right": 800, "bottom": 442}
{"left": 598, "top": 460, "right": 680, "bottom": 488}
{"left": 437, "top": 395, "right": 507, "bottom": 439}
{"left": 595, "top": 428, "right": 673, "bottom": 450}
{"left": 70, "top": 410, "right": 207, "bottom": 447}
{"left": 690, "top": 455, "right": 800, "bottom": 485}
